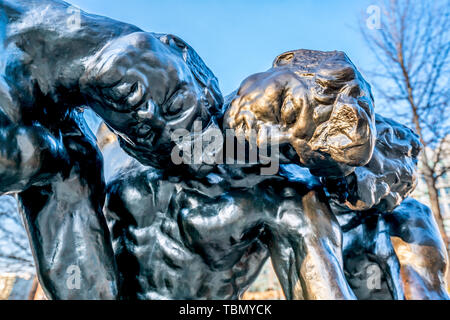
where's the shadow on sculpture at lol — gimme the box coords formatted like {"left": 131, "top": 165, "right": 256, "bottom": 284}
{"left": 0, "top": 0, "right": 447, "bottom": 300}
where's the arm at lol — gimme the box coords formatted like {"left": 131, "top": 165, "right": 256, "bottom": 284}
{"left": 4, "top": 0, "right": 223, "bottom": 172}
{"left": 0, "top": 87, "right": 120, "bottom": 299}
{"left": 386, "top": 198, "right": 449, "bottom": 300}
{"left": 16, "top": 112, "right": 119, "bottom": 300}
{"left": 265, "top": 186, "right": 356, "bottom": 299}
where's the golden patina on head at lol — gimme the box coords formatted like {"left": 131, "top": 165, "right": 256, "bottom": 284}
{"left": 224, "top": 49, "right": 376, "bottom": 178}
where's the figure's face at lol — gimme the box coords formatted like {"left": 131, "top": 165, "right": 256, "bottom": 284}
{"left": 81, "top": 32, "right": 215, "bottom": 167}
{"left": 224, "top": 50, "right": 376, "bottom": 178}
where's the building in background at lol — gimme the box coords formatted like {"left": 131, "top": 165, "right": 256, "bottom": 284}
{"left": 0, "top": 196, "right": 39, "bottom": 300}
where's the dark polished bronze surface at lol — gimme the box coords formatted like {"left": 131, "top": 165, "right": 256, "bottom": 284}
{"left": 0, "top": 0, "right": 447, "bottom": 300}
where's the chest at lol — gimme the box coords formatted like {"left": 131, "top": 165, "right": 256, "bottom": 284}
{"left": 173, "top": 188, "right": 268, "bottom": 269}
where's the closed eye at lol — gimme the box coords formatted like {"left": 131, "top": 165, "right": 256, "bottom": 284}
{"left": 115, "top": 82, "right": 134, "bottom": 97}
{"left": 163, "top": 82, "right": 188, "bottom": 116}
{"left": 127, "top": 82, "right": 145, "bottom": 107}
{"left": 108, "top": 82, "right": 137, "bottom": 102}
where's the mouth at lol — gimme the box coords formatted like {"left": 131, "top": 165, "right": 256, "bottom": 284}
{"left": 131, "top": 122, "right": 160, "bottom": 148}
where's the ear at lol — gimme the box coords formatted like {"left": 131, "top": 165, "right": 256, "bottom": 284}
{"left": 273, "top": 51, "right": 295, "bottom": 67}
{"left": 156, "top": 34, "right": 189, "bottom": 53}
{"left": 155, "top": 33, "right": 223, "bottom": 114}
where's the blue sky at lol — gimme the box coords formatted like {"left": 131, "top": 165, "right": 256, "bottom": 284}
{"left": 69, "top": 0, "right": 376, "bottom": 96}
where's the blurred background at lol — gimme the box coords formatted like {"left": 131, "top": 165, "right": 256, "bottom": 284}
{"left": 0, "top": 0, "right": 449, "bottom": 300}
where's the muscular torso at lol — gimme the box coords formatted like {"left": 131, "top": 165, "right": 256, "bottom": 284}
{"left": 104, "top": 158, "right": 346, "bottom": 301}
{"left": 105, "top": 166, "right": 279, "bottom": 299}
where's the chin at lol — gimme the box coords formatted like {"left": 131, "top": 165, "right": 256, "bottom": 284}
{"left": 118, "top": 137, "right": 172, "bottom": 168}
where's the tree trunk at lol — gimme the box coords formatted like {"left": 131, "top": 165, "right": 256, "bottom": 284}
{"left": 423, "top": 172, "right": 450, "bottom": 286}
{"left": 424, "top": 173, "right": 449, "bottom": 250}
{"left": 417, "top": 135, "right": 449, "bottom": 253}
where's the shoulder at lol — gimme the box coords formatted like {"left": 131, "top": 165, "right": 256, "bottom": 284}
{"left": 105, "top": 163, "right": 164, "bottom": 224}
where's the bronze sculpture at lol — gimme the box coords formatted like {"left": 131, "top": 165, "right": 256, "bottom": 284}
{"left": 0, "top": 0, "right": 447, "bottom": 300}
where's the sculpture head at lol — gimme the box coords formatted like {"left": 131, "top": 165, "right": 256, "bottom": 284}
{"left": 80, "top": 32, "right": 222, "bottom": 168}
{"left": 224, "top": 49, "right": 376, "bottom": 177}
{"left": 326, "top": 114, "right": 422, "bottom": 213}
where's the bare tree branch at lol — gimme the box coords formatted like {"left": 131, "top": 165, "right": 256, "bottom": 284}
{"left": 360, "top": 0, "right": 450, "bottom": 249}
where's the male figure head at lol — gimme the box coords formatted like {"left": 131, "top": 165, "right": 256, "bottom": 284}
{"left": 81, "top": 32, "right": 223, "bottom": 169}
{"left": 224, "top": 49, "right": 376, "bottom": 178}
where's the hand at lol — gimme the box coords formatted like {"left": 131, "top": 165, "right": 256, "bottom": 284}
{"left": 0, "top": 123, "right": 69, "bottom": 194}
